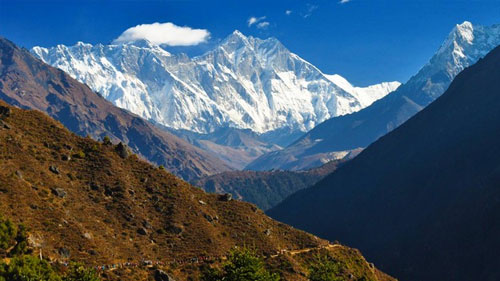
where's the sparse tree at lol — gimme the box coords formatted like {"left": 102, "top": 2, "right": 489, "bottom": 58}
{"left": 201, "top": 247, "right": 280, "bottom": 281}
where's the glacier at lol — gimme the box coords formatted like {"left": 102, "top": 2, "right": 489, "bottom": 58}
{"left": 31, "top": 30, "right": 400, "bottom": 136}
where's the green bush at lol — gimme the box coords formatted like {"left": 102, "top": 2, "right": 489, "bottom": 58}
{"left": 0, "top": 217, "right": 16, "bottom": 250}
{"left": 0, "top": 255, "right": 61, "bottom": 281}
{"left": 0, "top": 217, "right": 28, "bottom": 257}
{"left": 102, "top": 136, "right": 112, "bottom": 146}
{"left": 73, "top": 151, "right": 86, "bottom": 159}
{"left": 308, "top": 255, "right": 345, "bottom": 281}
{"left": 201, "top": 247, "right": 280, "bottom": 281}
{"left": 63, "top": 263, "right": 101, "bottom": 281}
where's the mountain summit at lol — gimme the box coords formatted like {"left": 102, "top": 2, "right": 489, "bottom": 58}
{"left": 247, "top": 21, "right": 500, "bottom": 171}
{"left": 31, "top": 31, "right": 399, "bottom": 137}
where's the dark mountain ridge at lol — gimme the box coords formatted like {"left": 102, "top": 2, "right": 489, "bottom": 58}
{"left": 268, "top": 45, "right": 500, "bottom": 281}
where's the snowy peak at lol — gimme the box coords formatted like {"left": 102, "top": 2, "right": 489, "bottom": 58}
{"left": 405, "top": 21, "right": 500, "bottom": 104}
{"left": 31, "top": 31, "right": 398, "bottom": 135}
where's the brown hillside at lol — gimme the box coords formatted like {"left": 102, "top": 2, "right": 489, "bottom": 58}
{"left": 0, "top": 100, "right": 394, "bottom": 281}
{"left": 0, "top": 37, "right": 231, "bottom": 181}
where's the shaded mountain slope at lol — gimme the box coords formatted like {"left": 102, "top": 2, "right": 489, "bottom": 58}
{"left": 0, "top": 100, "right": 394, "bottom": 281}
{"left": 248, "top": 21, "right": 500, "bottom": 171}
{"left": 268, "top": 45, "right": 500, "bottom": 281}
{"left": 194, "top": 159, "right": 344, "bottom": 210}
{"left": 0, "top": 37, "right": 231, "bottom": 181}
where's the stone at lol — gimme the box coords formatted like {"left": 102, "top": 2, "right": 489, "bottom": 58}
{"left": 166, "top": 224, "right": 183, "bottom": 235}
{"left": 0, "top": 106, "right": 11, "bottom": 117}
{"left": 142, "top": 220, "right": 152, "bottom": 229}
{"left": 154, "top": 269, "right": 176, "bottom": 281}
{"left": 137, "top": 227, "right": 148, "bottom": 235}
{"left": 115, "top": 142, "right": 129, "bottom": 159}
{"left": 49, "top": 165, "right": 60, "bottom": 174}
{"left": 203, "top": 213, "right": 214, "bottom": 222}
{"left": 264, "top": 229, "right": 271, "bottom": 236}
{"left": 219, "top": 193, "right": 233, "bottom": 201}
{"left": 51, "top": 188, "right": 67, "bottom": 198}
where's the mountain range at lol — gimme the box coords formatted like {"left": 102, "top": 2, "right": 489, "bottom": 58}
{"left": 248, "top": 21, "right": 500, "bottom": 171}
{"left": 0, "top": 37, "right": 231, "bottom": 181}
{"left": 31, "top": 31, "right": 399, "bottom": 168}
{"left": 268, "top": 44, "right": 500, "bottom": 281}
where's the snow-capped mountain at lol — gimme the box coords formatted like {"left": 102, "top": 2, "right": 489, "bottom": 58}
{"left": 246, "top": 21, "right": 500, "bottom": 171}
{"left": 31, "top": 31, "right": 399, "bottom": 136}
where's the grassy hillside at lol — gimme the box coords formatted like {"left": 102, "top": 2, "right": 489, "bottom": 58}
{"left": 0, "top": 100, "right": 394, "bottom": 281}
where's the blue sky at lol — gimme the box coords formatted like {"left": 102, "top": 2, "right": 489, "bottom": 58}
{"left": 1, "top": 0, "right": 499, "bottom": 85}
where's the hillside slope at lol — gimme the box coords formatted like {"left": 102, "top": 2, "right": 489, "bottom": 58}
{"left": 268, "top": 45, "right": 500, "bottom": 281}
{"left": 0, "top": 100, "right": 394, "bottom": 281}
{"left": 248, "top": 21, "right": 500, "bottom": 171}
{"left": 194, "top": 159, "right": 344, "bottom": 210}
{"left": 0, "top": 37, "right": 231, "bottom": 181}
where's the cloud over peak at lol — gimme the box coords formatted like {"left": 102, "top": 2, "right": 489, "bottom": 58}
{"left": 248, "top": 16, "right": 270, "bottom": 29}
{"left": 113, "top": 22, "right": 210, "bottom": 46}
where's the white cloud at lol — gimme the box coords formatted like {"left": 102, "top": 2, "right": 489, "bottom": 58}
{"left": 285, "top": 10, "right": 292, "bottom": 15}
{"left": 303, "top": 5, "right": 318, "bottom": 18}
{"left": 339, "top": 0, "right": 352, "bottom": 4}
{"left": 257, "top": 22, "right": 270, "bottom": 29}
{"left": 248, "top": 16, "right": 267, "bottom": 27}
{"left": 113, "top": 22, "right": 210, "bottom": 46}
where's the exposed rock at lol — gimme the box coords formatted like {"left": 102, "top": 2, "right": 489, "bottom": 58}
{"left": 51, "top": 187, "right": 67, "bottom": 198}
{"left": 115, "top": 142, "right": 129, "bottom": 159}
{"left": 166, "top": 224, "right": 183, "bottom": 235}
{"left": 203, "top": 213, "right": 214, "bottom": 223}
{"left": 142, "top": 220, "right": 152, "bottom": 229}
{"left": 0, "top": 106, "right": 11, "bottom": 117}
{"left": 137, "top": 227, "right": 148, "bottom": 235}
{"left": 49, "top": 165, "right": 60, "bottom": 174}
{"left": 15, "top": 170, "right": 23, "bottom": 179}
{"left": 198, "top": 200, "right": 207, "bottom": 205}
{"left": 219, "top": 193, "right": 233, "bottom": 201}
{"left": 264, "top": 229, "right": 271, "bottom": 236}
{"left": 0, "top": 120, "right": 10, "bottom": 129}
{"left": 154, "top": 269, "right": 176, "bottom": 281}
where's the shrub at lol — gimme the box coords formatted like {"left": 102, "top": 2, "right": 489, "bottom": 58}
{"left": 308, "top": 255, "right": 345, "bottom": 281}
{"left": 63, "top": 263, "right": 101, "bottom": 281}
{"left": 0, "top": 255, "right": 61, "bottom": 281}
{"left": 0, "top": 217, "right": 28, "bottom": 257}
{"left": 73, "top": 151, "right": 86, "bottom": 159}
{"left": 0, "top": 217, "right": 16, "bottom": 250}
{"left": 102, "top": 136, "right": 111, "bottom": 146}
{"left": 201, "top": 247, "right": 280, "bottom": 281}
